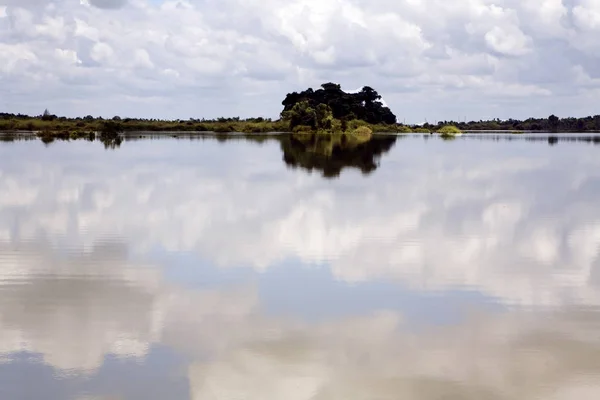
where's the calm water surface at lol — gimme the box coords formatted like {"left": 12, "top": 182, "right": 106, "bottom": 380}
{"left": 1, "top": 133, "right": 600, "bottom": 399}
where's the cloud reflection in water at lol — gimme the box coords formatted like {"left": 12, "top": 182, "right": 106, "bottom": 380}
{"left": 0, "top": 135, "right": 600, "bottom": 399}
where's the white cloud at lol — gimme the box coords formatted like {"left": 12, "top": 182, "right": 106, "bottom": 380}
{"left": 34, "top": 15, "right": 68, "bottom": 41}
{"left": 55, "top": 48, "right": 82, "bottom": 64}
{"left": 133, "top": 48, "right": 153, "bottom": 68}
{"left": 0, "top": 0, "right": 599, "bottom": 121}
{"left": 484, "top": 25, "right": 532, "bottom": 56}
{"left": 90, "top": 42, "right": 115, "bottom": 64}
{"left": 573, "top": 0, "right": 600, "bottom": 30}
{"left": 0, "top": 43, "right": 37, "bottom": 73}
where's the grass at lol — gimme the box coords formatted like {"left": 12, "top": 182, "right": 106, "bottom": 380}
{"left": 0, "top": 115, "right": 411, "bottom": 144}
{"left": 290, "top": 118, "right": 409, "bottom": 135}
{"left": 412, "top": 127, "right": 431, "bottom": 133}
{"left": 0, "top": 117, "right": 292, "bottom": 134}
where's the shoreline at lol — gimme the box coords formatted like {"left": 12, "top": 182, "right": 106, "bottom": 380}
{"left": 2, "top": 130, "right": 600, "bottom": 136}
{"left": 2, "top": 130, "right": 600, "bottom": 148}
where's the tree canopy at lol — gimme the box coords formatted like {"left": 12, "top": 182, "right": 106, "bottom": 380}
{"left": 281, "top": 83, "right": 397, "bottom": 126}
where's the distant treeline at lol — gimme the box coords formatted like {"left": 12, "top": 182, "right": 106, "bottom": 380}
{"left": 0, "top": 111, "right": 290, "bottom": 134}
{"left": 427, "top": 114, "right": 600, "bottom": 132}
{"left": 2, "top": 112, "right": 600, "bottom": 134}
{"left": 2, "top": 94, "right": 600, "bottom": 135}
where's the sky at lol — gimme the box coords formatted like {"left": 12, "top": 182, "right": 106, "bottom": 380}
{"left": 1, "top": 0, "right": 600, "bottom": 122}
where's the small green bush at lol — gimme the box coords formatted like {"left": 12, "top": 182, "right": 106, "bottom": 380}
{"left": 213, "top": 124, "right": 235, "bottom": 133}
{"left": 352, "top": 126, "right": 373, "bottom": 136}
{"left": 347, "top": 119, "right": 369, "bottom": 130}
{"left": 437, "top": 125, "right": 462, "bottom": 135}
{"left": 394, "top": 125, "right": 412, "bottom": 133}
{"left": 413, "top": 127, "right": 431, "bottom": 133}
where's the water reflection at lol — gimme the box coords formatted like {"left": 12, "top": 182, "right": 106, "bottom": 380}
{"left": 280, "top": 133, "right": 398, "bottom": 178}
{"left": 186, "top": 310, "right": 600, "bottom": 400}
{"left": 0, "top": 239, "right": 161, "bottom": 373}
{"left": 457, "top": 133, "right": 600, "bottom": 146}
{"left": 1, "top": 135, "right": 600, "bottom": 399}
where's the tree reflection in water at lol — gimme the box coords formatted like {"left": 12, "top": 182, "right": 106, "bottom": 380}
{"left": 280, "top": 133, "right": 398, "bottom": 178}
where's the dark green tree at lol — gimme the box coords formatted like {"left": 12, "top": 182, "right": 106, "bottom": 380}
{"left": 41, "top": 108, "right": 56, "bottom": 121}
{"left": 315, "top": 104, "right": 334, "bottom": 130}
{"left": 281, "top": 83, "right": 397, "bottom": 125}
{"left": 282, "top": 101, "right": 317, "bottom": 131}
{"left": 548, "top": 114, "right": 559, "bottom": 132}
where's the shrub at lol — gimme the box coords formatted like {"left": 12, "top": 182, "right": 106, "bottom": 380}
{"left": 292, "top": 125, "right": 313, "bottom": 133}
{"left": 240, "top": 123, "right": 263, "bottom": 133}
{"left": 271, "top": 119, "right": 289, "bottom": 132}
{"left": 412, "top": 127, "right": 431, "bottom": 133}
{"left": 352, "top": 126, "right": 373, "bottom": 136}
{"left": 213, "top": 124, "right": 235, "bottom": 133}
{"left": 394, "top": 125, "right": 412, "bottom": 133}
{"left": 347, "top": 119, "right": 369, "bottom": 130}
{"left": 330, "top": 118, "right": 342, "bottom": 133}
{"left": 437, "top": 125, "right": 462, "bottom": 135}
{"left": 100, "top": 121, "right": 123, "bottom": 136}
{"left": 0, "top": 120, "right": 15, "bottom": 130}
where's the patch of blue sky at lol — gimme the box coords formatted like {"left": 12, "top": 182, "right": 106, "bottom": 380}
{"left": 0, "top": 346, "right": 188, "bottom": 400}
{"left": 151, "top": 248, "right": 503, "bottom": 328}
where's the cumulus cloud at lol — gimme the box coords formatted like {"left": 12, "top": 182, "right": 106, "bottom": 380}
{"left": 0, "top": 0, "right": 599, "bottom": 120}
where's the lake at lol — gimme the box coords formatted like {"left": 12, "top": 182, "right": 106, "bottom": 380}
{"left": 1, "top": 133, "right": 600, "bottom": 399}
